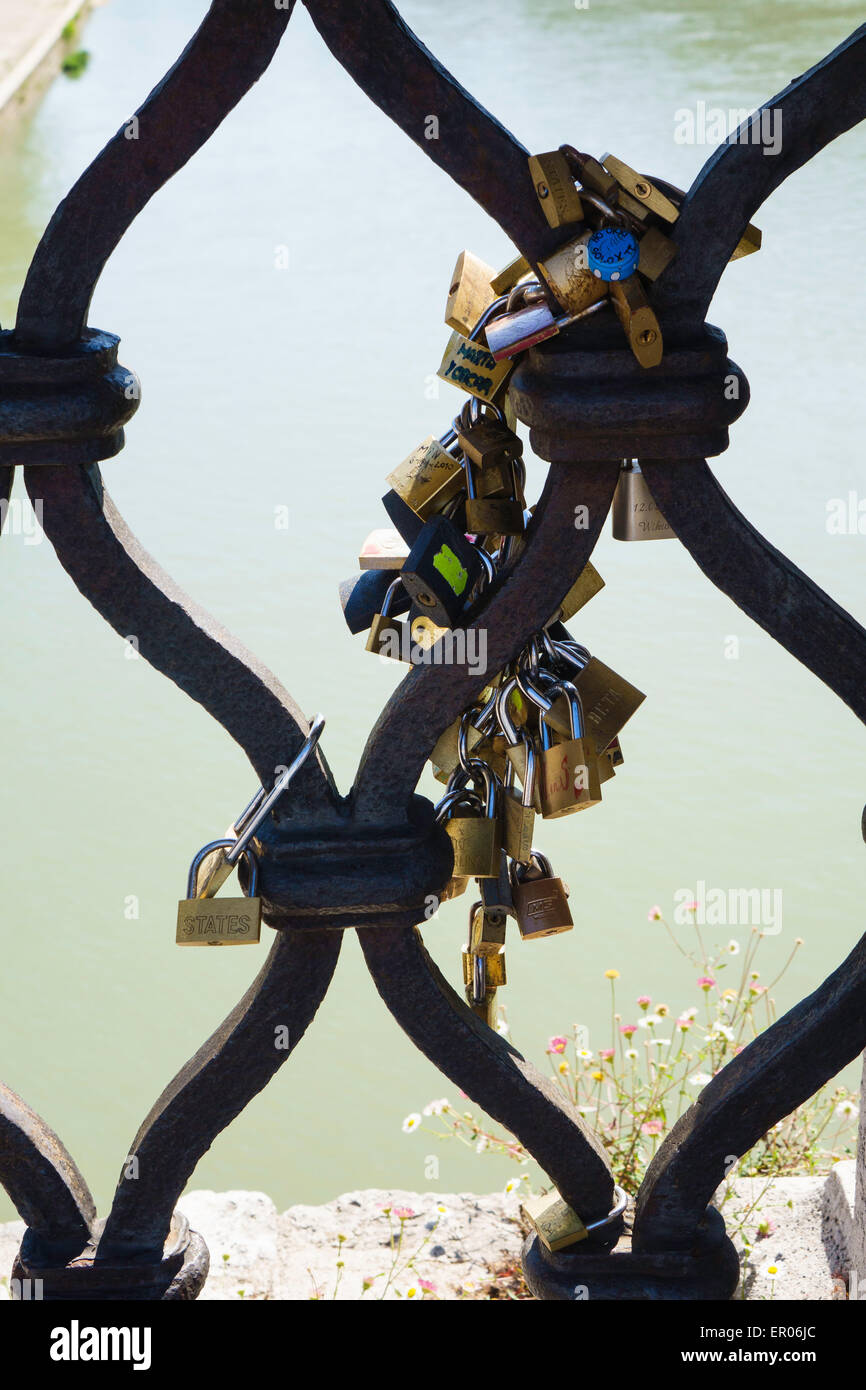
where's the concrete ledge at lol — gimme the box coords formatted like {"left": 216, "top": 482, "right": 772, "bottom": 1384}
{"left": 0, "top": 0, "right": 95, "bottom": 126}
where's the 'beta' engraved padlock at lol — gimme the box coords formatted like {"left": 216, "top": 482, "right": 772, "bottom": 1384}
{"left": 510, "top": 852, "right": 573, "bottom": 941}
{"left": 538, "top": 681, "right": 602, "bottom": 817}
{"left": 400, "top": 515, "right": 482, "bottom": 628}
{"left": 611, "top": 461, "right": 675, "bottom": 541}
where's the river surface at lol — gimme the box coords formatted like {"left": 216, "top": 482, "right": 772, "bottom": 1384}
{"left": 1, "top": 0, "right": 864, "bottom": 1221}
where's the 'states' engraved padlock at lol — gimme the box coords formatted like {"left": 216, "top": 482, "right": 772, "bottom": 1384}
{"left": 176, "top": 838, "right": 262, "bottom": 946}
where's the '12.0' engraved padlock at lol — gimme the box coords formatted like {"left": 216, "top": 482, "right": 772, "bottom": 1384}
{"left": 611, "top": 461, "right": 676, "bottom": 541}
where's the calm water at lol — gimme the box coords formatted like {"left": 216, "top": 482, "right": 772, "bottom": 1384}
{"left": 0, "top": 0, "right": 864, "bottom": 1222}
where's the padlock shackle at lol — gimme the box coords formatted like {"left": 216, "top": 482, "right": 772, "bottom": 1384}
{"left": 187, "top": 838, "right": 259, "bottom": 901}
{"left": 540, "top": 679, "right": 585, "bottom": 744}
{"left": 226, "top": 714, "right": 325, "bottom": 864}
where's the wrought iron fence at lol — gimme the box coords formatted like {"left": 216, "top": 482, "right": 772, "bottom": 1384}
{"left": 1, "top": 1, "right": 865, "bottom": 1301}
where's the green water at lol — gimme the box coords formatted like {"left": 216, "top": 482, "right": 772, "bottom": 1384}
{"left": 0, "top": 0, "right": 864, "bottom": 1223}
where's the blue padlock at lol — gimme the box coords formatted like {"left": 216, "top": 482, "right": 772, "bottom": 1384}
{"left": 586, "top": 227, "right": 640, "bottom": 282}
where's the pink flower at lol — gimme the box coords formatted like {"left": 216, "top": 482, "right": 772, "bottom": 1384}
{"left": 417, "top": 1277, "right": 436, "bottom": 1292}
{"left": 647, "top": 905, "right": 662, "bottom": 921}
{"left": 393, "top": 1207, "right": 415, "bottom": 1221}
{"left": 547, "top": 1036, "right": 568, "bottom": 1055}
{"left": 685, "top": 900, "right": 699, "bottom": 912}
{"left": 641, "top": 1120, "right": 664, "bottom": 1136}
{"left": 637, "top": 995, "right": 651, "bottom": 1010}
{"left": 697, "top": 976, "right": 716, "bottom": 991}
{"left": 598, "top": 1048, "right": 614, "bottom": 1060}
{"left": 750, "top": 984, "right": 767, "bottom": 996}
{"left": 676, "top": 1016, "right": 692, "bottom": 1031}
{"left": 620, "top": 1023, "right": 637, "bottom": 1038}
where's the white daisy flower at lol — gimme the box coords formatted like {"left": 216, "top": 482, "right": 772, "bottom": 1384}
{"left": 576, "top": 1048, "right": 593, "bottom": 1061}
{"left": 625, "top": 1048, "right": 638, "bottom": 1060}
{"left": 836, "top": 1100, "right": 859, "bottom": 1119}
{"left": 689, "top": 1071, "right": 713, "bottom": 1086}
{"left": 726, "top": 940, "right": 740, "bottom": 955}
{"left": 402, "top": 1113, "right": 422, "bottom": 1134}
{"left": 422, "top": 1099, "right": 449, "bottom": 1117}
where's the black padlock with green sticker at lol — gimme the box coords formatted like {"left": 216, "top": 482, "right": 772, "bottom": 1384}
{"left": 400, "top": 516, "right": 482, "bottom": 628}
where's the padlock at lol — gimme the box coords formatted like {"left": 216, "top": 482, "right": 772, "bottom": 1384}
{"left": 527, "top": 151, "right": 585, "bottom": 228}
{"left": 537, "top": 681, "right": 602, "bottom": 817}
{"left": 430, "top": 715, "right": 483, "bottom": 783}
{"left": 601, "top": 153, "right": 680, "bottom": 223}
{"left": 637, "top": 225, "right": 677, "bottom": 282}
{"left": 538, "top": 232, "right": 609, "bottom": 317}
{"left": 463, "top": 454, "right": 525, "bottom": 535}
{"left": 559, "top": 145, "right": 620, "bottom": 203}
{"left": 546, "top": 560, "right": 605, "bottom": 624}
{"left": 386, "top": 435, "right": 465, "bottom": 522}
{"left": 502, "top": 734, "right": 537, "bottom": 863}
{"left": 586, "top": 226, "right": 640, "bottom": 283}
{"left": 176, "top": 839, "right": 262, "bottom": 946}
{"left": 445, "top": 249, "right": 498, "bottom": 336}
{"left": 462, "top": 949, "right": 507, "bottom": 988}
{"left": 521, "top": 1191, "right": 587, "bottom": 1251}
{"left": 381, "top": 488, "right": 426, "bottom": 545}
{"left": 468, "top": 900, "right": 508, "bottom": 955}
{"left": 438, "top": 328, "right": 513, "bottom": 405}
{"left": 479, "top": 851, "right": 514, "bottom": 915}
{"left": 454, "top": 415, "right": 522, "bottom": 471}
{"left": 610, "top": 276, "right": 663, "bottom": 368}
{"left": 612, "top": 461, "right": 676, "bottom": 541}
{"left": 358, "top": 528, "right": 410, "bottom": 571}
{"left": 567, "top": 656, "right": 645, "bottom": 756}
{"left": 445, "top": 764, "right": 502, "bottom": 879}
{"left": 400, "top": 516, "right": 482, "bottom": 628}
{"left": 339, "top": 568, "right": 409, "bottom": 635}
{"left": 365, "top": 577, "right": 410, "bottom": 659}
{"left": 484, "top": 300, "right": 581, "bottom": 360}
{"left": 490, "top": 252, "right": 531, "bottom": 296}
{"left": 510, "top": 852, "right": 573, "bottom": 940}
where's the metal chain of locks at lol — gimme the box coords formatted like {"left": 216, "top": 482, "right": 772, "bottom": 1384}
{"left": 336, "top": 145, "right": 758, "bottom": 1036}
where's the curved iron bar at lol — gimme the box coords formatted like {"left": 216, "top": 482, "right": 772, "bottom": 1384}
{"left": 640, "top": 457, "right": 866, "bottom": 725}
{"left": 0, "top": 1082, "right": 95, "bottom": 1258}
{"left": 359, "top": 925, "right": 619, "bottom": 1238}
{"left": 16, "top": 0, "right": 296, "bottom": 350}
{"left": 634, "top": 929, "right": 866, "bottom": 1251}
{"left": 302, "top": 0, "right": 562, "bottom": 269}
{"left": 656, "top": 23, "right": 866, "bottom": 322}
{"left": 352, "top": 462, "right": 621, "bottom": 820}
{"left": 99, "top": 927, "right": 342, "bottom": 1258}
{"left": 23, "top": 464, "right": 338, "bottom": 809}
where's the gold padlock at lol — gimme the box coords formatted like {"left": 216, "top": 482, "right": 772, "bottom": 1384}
{"left": 445, "top": 767, "right": 503, "bottom": 879}
{"left": 438, "top": 330, "right": 513, "bottom": 405}
{"left": 521, "top": 1190, "right": 588, "bottom": 1251}
{"left": 501, "top": 736, "right": 536, "bottom": 863}
{"left": 176, "top": 838, "right": 262, "bottom": 946}
{"left": 490, "top": 252, "right": 531, "bottom": 297}
{"left": 469, "top": 902, "right": 508, "bottom": 956}
{"left": 538, "top": 232, "right": 609, "bottom": 317}
{"left": 527, "top": 151, "right": 585, "bottom": 228}
{"left": 366, "top": 578, "right": 411, "bottom": 660}
{"left": 610, "top": 276, "right": 663, "bottom": 368}
{"left": 547, "top": 560, "right": 605, "bottom": 624}
{"left": 545, "top": 656, "right": 644, "bottom": 755}
{"left": 430, "top": 714, "right": 483, "bottom": 784}
{"left": 445, "top": 249, "right": 498, "bottom": 336}
{"left": 537, "top": 683, "right": 602, "bottom": 817}
{"left": 386, "top": 436, "right": 464, "bottom": 520}
{"left": 455, "top": 416, "right": 522, "bottom": 471}
{"left": 601, "top": 153, "right": 680, "bottom": 223}
{"left": 637, "top": 225, "right": 678, "bottom": 282}
{"left": 559, "top": 146, "right": 620, "bottom": 203}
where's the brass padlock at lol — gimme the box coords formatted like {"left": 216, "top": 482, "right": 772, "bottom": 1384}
{"left": 538, "top": 232, "right": 609, "bottom": 317}
{"left": 445, "top": 249, "right": 498, "bottom": 336}
{"left": 445, "top": 765, "right": 503, "bottom": 879}
{"left": 537, "top": 682, "right": 602, "bottom": 817}
{"left": 455, "top": 415, "right": 522, "bottom": 471}
{"left": 438, "top": 328, "right": 513, "bottom": 404}
{"left": 547, "top": 560, "right": 605, "bottom": 624}
{"left": 490, "top": 252, "right": 531, "bottom": 296}
{"left": 610, "top": 276, "right": 663, "bottom": 368}
{"left": 521, "top": 1191, "right": 587, "bottom": 1251}
{"left": 502, "top": 734, "right": 536, "bottom": 863}
{"left": 559, "top": 145, "right": 619, "bottom": 203}
{"left": 510, "top": 852, "right": 573, "bottom": 941}
{"left": 601, "top": 153, "right": 680, "bottom": 223}
{"left": 366, "top": 577, "right": 410, "bottom": 660}
{"left": 463, "top": 455, "right": 524, "bottom": 536}
{"left": 612, "top": 461, "right": 676, "bottom": 541}
{"left": 386, "top": 435, "right": 464, "bottom": 521}
{"left": 637, "top": 226, "right": 677, "bottom": 282}
{"left": 430, "top": 713, "right": 483, "bottom": 784}
{"left": 567, "top": 655, "right": 645, "bottom": 756}
{"left": 176, "top": 839, "right": 262, "bottom": 947}
{"left": 462, "top": 949, "right": 507, "bottom": 987}
{"left": 468, "top": 901, "right": 508, "bottom": 956}
{"left": 527, "top": 150, "right": 585, "bottom": 228}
